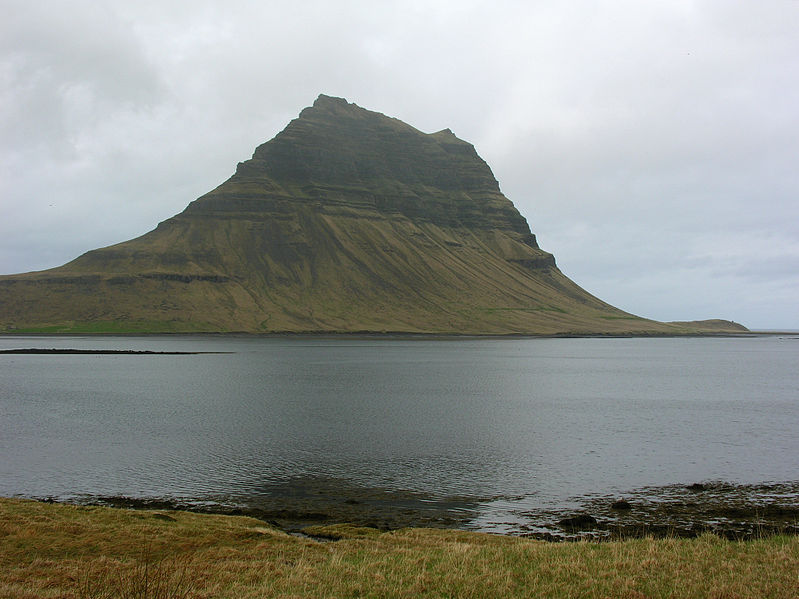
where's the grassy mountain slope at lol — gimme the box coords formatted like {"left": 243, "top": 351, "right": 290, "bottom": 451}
{"left": 0, "top": 96, "right": 699, "bottom": 335}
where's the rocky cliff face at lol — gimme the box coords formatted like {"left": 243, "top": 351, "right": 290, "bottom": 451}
{"left": 0, "top": 95, "right": 685, "bottom": 334}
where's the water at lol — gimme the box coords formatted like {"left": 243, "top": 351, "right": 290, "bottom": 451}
{"left": 1, "top": 334, "right": 798, "bottom": 532}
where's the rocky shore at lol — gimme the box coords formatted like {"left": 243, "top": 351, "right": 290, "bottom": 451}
{"left": 36, "top": 480, "right": 799, "bottom": 541}
{"left": 515, "top": 482, "right": 799, "bottom": 541}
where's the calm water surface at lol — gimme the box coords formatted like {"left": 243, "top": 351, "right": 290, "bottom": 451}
{"left": 1, "top": 335, "right": 797, "bottom": 531}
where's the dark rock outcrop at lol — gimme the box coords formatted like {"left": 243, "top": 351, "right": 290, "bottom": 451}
{"left": 558, "top": 514, "right": 599, "bottom": 528}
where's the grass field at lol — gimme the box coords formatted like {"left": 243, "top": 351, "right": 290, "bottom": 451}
{"left": 1, "top": 498, "right": 797, "bottom": 598}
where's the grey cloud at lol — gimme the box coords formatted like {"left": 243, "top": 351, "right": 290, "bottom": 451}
{"left": 1, "top": 2, "right": 164, "bottom": 152}
{"left": 1, "top": 0, "right": 797, "bottom": 328}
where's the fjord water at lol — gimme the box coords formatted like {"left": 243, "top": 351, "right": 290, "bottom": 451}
{"left": 1, "top": 335, "right": 797, "bottom": 530}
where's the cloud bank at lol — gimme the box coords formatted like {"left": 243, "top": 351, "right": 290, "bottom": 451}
{"left": 2, "top": 0, "right": 797, "bottom": 329}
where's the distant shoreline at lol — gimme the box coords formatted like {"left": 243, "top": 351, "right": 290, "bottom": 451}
{"left": 1, "top": 330, "right": 793, "bottom": 339}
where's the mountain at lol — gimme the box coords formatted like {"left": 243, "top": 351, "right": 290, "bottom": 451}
{"left": 1, "top": 95, "right": 702, "bottom": 335}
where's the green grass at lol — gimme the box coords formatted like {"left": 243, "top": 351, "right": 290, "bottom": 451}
{"left": 478, "top": 305, "right": 568, "bottom": 314}
{"left": 2, "top": 498, "right": 797, "bottom": 598}
{"left": 598, "top": 315, "right": 644, "bottom": 321}
{"left": 7, "top": 320, "right": 215, "bottom": 334}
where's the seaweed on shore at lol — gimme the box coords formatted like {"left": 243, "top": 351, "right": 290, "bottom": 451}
{"left": 515, "top": 482, "right": 799, "bottom": 541}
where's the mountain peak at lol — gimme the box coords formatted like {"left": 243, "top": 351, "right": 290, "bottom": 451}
{"left": 312, "top": 93, "right": 352, "bottom": 109}
{"left": 302, "top": 94, "right": 359, "bottom": 118}
{"left": 226, "top": 95, "right": 527, "bottom": 234}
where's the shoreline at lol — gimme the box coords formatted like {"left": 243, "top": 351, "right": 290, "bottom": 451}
{"left": 4, "top": 495, "right": 798, "bottom": 598}
{"left": 20, "top": 480, "right": 799, "bottom": 542}
{"left": 1, "top": 330, "right": 789, "bottom": 339}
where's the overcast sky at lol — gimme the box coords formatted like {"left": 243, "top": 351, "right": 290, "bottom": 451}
{"left": 2, "top": 0, "right": 797, "bottom": 329}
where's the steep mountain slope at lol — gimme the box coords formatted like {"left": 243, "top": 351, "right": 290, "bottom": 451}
{"left": 0, "top": 95, "right": 689, "bottom": 334}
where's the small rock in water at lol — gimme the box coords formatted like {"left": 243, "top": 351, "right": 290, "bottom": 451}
{"left": 558, "top": 514, "right": 598, "bottom": 528}
{"left": 611, "top": 499, "right": 632, "bottom": 510}
{"left": 687, "top": 483, "right": 707, "bottom": 492}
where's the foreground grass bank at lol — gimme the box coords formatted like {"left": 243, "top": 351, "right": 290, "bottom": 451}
{"left": 2, "top": 498, "right": 797, "bottom": 598}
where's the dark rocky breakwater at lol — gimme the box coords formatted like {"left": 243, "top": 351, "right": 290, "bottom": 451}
{"left": 0, "top": 348, "right": 228, "bottom": 354}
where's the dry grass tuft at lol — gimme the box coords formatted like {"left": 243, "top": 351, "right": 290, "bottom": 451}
{"left": 74, "top": 546, "right": 197, "bottom": 599}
